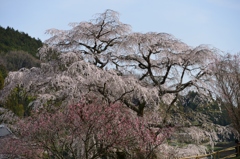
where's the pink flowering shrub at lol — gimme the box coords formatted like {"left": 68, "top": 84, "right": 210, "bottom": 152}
{"left": 1, "top": 99, "right": 173, "bottom": 159}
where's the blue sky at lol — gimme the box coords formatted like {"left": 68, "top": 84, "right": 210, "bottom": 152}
{"left": 0, "top": 0, "right": 239, "bottom": 53}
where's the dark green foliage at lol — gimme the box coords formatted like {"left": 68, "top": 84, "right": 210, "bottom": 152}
{"left": 0, "top": 26, "right": 42, "bottom": 81}
{"left": 0, "top": 64, "right": 7, "bottom": 90}
{"left": 0, "top": 64, "right": 8, "bottom": 79}
{"left": 0, "top": 73, "right": 4, "bottom": 90}
{"left": 196, "top": 99, "right": 230, "bottom": 126}
{"left": 1, "top": 85, "right": 36, "bottom": 117}
{"left": 182, "top": 91, "right": 205, "bottom": 110}
{"left": 178, "top": 91, "right": 231, "bottom": 126}
{"left": 0, "top": 26, "right": 42, "bottom": 57}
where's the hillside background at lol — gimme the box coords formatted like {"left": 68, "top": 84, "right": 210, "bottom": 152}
{"left": 0, "top": 26, "right": 42, "bottom": 89}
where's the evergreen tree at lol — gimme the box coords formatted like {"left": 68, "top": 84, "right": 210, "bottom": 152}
{"left": 0, "top": 26, "right": 42, "bottom": 57}
{"left": 178, "top": 91, "right": 231, "bottom": 126}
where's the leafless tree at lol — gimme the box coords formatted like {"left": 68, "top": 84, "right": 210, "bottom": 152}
{"left": 213, "top": 53, "right": 240, "bottom": 133}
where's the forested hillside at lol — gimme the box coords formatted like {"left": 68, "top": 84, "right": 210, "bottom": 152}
{"left": 0, "top": 26, "right": 42, "bottom": 89}
{"left": 0, "top": 26, "right": 42, "bottom": 57}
